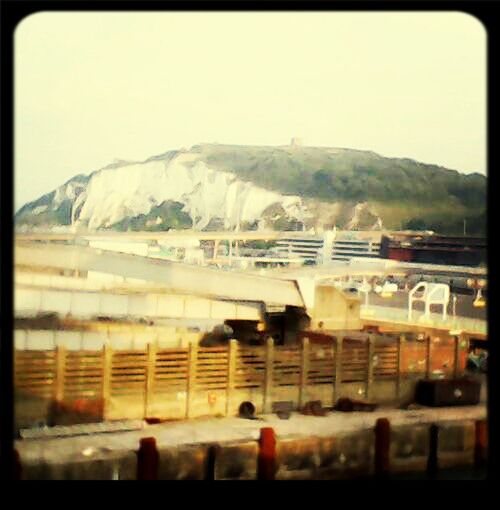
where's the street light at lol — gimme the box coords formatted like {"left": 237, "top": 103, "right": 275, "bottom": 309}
{"left": 473, "top": 289, "right": 486, "bottom": 308}
{"left": 359, "top": 277, "right": 372, "bottom": 305}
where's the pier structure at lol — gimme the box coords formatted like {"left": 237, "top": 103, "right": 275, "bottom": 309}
{"left": 13, "top": 234, "right": 488, "bottom": 479}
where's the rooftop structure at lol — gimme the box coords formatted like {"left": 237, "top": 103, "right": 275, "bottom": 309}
{"left": 380, "top": 233, "right": 487, "bottom": 267}
{"left": 276, "top": 230, "right": 383, "bottom": 264}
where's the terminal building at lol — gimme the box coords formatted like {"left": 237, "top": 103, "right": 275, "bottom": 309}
{"left": 276, "top": 231, "right": 382, "bottom": 264}
{"left": 276, "top": 230, "right": 486, "bottom": 268}
{"left": 380, "top": 233, "right": 487, "bottom": 267}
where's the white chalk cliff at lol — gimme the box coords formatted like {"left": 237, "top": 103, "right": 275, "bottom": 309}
{"left": 27, "top": 150, "right": 307, "bottom": 231}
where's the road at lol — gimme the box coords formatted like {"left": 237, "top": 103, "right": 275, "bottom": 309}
{"left": 365, "top": 290, "right": 486, "bottom": 321}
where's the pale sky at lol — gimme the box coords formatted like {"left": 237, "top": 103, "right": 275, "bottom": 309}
{"left": 15, "top": 11, "right": 486, "bottom": 210}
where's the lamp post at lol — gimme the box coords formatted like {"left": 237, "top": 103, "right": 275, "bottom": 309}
{"left": 360, "top": 277, "right": 372, "bottom": 306}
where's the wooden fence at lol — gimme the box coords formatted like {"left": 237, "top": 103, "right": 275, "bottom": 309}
{"left": 14, "top": 333, "right": 469, "bottom": 427}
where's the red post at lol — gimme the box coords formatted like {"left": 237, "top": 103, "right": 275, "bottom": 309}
{"left": 475, "top": 419, "right": 488, "bottom": 467}
{"left": 258, "top": 427, "right": 277, "bottom": 480}
{"left": 374, "top": 418, "right": 391, "bottom": 478}
{"left": 137, "top": 437, "right": 159, "bottom": 480}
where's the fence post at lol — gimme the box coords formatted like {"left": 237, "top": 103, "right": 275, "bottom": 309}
{"left": 101, "top": 344, "right": 112, "bottom": 420}
{"left": 186, "top": 341, "right": 198, "bottom": 419}
{"left": 263, "top": 337, "right": 274, "bottom": 414}
{"left": 374, "top": 418, "right": 391, "bottom": 478}
{"left": 475, "top": 419, "right": 488, "bottom": 467}
{"left": 425, "top": 335, "right": 432, "bottom": 379}
{"left": 396, "top": 334, "right": 405, "bottom": 401}
{"left": 54, "top": 345, "right": 66, "bottom": 403}
{"left": 258, "top": 427, "right": 277, "bottom": 480}
{"left": 455, "top": 334, "right": 468, "bottom": 377}
{"left": 366, "top": 334, "right": 375, "bottom": 400}
{"left": 334, "top": 335, "right": 343, "bottom": 404}
{"left": 226, "top": 339, "right": 237, "bottom": 416}
{"left": 144, "top": 343, "right": 156, "bottom": 420}
{"left": 137, "top": 437, "right": 159, "bottom": 480}
{"left": 298, "top": 336, "right": 310, "bottom": 409}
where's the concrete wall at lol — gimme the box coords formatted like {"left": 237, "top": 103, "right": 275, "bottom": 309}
{"left": 15, "top": 328, "right": 203, "bottom": 351}
{"left": 15, "top": 418, "right": 484, "bottom": 480}
{"left": 435, "top": 420, "right": 476, "bottom": 470}
{"left": 88, "top": 240, "right": 149, "bottom": 257}
{"left": 390, "top": 424, "right": 430, "bottom": 473}
{"left": 15, "top": 286, "right": 262, "bottom": 323}
{"left": 20, "top": 449, "right": 137, "bottom": 480}
{"left": 310, "top": 285, "right": 362, "bottom": 331}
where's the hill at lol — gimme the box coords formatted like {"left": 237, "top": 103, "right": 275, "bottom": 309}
{"left": 15, "top": 143, "right": 487, "bottom": 236}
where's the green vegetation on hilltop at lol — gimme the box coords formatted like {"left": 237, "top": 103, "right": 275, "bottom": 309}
{"left": 15, "top": 144, "right": 487, "bottom": 237}
{"left": 199, "top": 144, "right": 485, "bottom": 207}
{"left": 197, "top": 144, "right": 486, "bottom": 235}
{"left": 108, "top": 200, "right": 192, "bottom": 231}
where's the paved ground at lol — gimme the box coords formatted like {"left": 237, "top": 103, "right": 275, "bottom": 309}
{"left": 366, "top": 291, "right": 486, "bottom": 321}
{"left": 16, "top": 404, "right": 487, "bottom": 464}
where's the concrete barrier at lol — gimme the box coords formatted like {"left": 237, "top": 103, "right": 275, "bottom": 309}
{"left": 389, "top": 424, "right": 430, "bottom": 474}
{"left": 276, "top": 437, "right": 320, "bottom": 480}
{"left": 435, "top": 420, "right": 475, "bottom": 470}
{"left": 214, "top": 441, "right": 258, "bottom": 480}
{"left": 157, "top": 444, "right": 209, "bottom": 480}
{"left": 316, "top": 430, "right": 374, "bottom": 479}
{"left": 273, "top": 429, "right": 375, "bottom": 480}
{"left": 14, "top": 415, "right": 486, "bottom": 480}
{"left": 19, "top": 449, "right": 137, "bottom": 480}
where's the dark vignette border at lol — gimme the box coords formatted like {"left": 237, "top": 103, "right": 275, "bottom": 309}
{"left": 0, "top": 0, "right": 497, "bottom": 484}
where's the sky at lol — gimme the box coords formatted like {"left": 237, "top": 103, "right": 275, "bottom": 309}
{"left": 15, "top": 11, "right": 487, "bottom": 210}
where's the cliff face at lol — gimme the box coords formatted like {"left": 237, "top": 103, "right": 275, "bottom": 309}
{"left": 15, "top": 143, "right": 486, "bottom": 235}
{"left": 15, "top": 150, "right": 307, "bottom": 231}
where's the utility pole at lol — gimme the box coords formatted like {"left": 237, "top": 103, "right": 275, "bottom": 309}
{"left": 463, "top": 219, "right": 467, "bottom": 237}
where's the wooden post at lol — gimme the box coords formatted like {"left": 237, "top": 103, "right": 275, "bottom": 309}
{"left": 144, "top": 343, "right": 156, "bottom": 419}
{"left": 425, "top": 335, "right": 432, "bottom": 379}
{"left": 258, "top": 427, "right": 277, "bottom": 480}
{"left": 101, "top": 344, "right": 112, "bottom": 420}
{"left": 263, "top": 336, "right": 274, "bottom": 414}
{"left": 396, "top": 334, "right": 405, "bottom": 401}
{"left": 54, "top": 345, "right": 66, "bottom": 403}
{"left": 186, "top": 341, "right": 198, "bottom": 419}
{"left": 374, "top": 418, "right": 391, "bottom": 478}
{"left": 455, "top": 334, "right": 468, "bottom": 377}
{"left": 475, "top": 419, "right": 488, "bottom": 467}
{"left": 334, "top": 335, "right": 343, "bottom": 404}
{"left": 298, "top": 336, "right": 310, "bottom": 408}
{"left": 226, "top": 339, "right": 237, "bottom": 416}
{"left": 366, "top": 334, "right": 375, "bottom": 400}
{"left": 453, "top": 335, "right": 460, "bottom": 378}
{"left": 137, "top": 437, "right": 159, "bottom": 480}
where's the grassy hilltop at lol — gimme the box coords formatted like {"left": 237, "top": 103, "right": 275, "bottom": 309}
{"left": 192, "top": 144, "right": 486, "bottom": 235}
{"left": 15, "top": 143, "right": 487, "bottom": 236}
